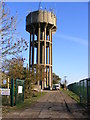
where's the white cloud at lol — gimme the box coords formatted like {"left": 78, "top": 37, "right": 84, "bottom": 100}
{"left": 56, "top": 34, "right": 88, "bottom": 46}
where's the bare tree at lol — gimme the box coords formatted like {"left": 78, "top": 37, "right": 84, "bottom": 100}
{"left": 0, "top": 3, "right": 28, "bottom": 71}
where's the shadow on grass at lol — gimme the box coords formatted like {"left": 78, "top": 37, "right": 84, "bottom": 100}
{"left": 2, "top": 92, "right": 46, "bottom": 114}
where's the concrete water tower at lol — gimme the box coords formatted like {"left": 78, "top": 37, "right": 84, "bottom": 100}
{"left": 26, "top": 10, "right": 57, "bottom": 90}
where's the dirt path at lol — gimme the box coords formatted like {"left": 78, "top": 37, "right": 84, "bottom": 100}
{"left": 2, "top": 91, "right": 90, "bottom": 119}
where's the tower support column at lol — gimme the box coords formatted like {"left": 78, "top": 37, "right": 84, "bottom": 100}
{"left": 51, "top": 31, "right": 53, "bottom": 88}
{"left": 41, "top": 31, "right": 44, "bottom": 89}
{"left": 49, "top": 66, "right": 52, "bottom": 87}
{"left": 46, "top": 67, "right": 48, "bottom": 86}
{"left": 46, "top": 35, "right": 49, "bottom": 86}
{"left": 32, "top": 30, "right": 35, "bottom": 65}
{"left": 37, "top": 25, "right": 40, "bottom": 86}
{"left": 47, "top": 48, "right": 48, "bottom": 86}
{"left": 44, "top": 26, "right": 46, "bottom": 88}
{"left": 42, "top": 32, "right": 44, "bottom": 64}
{"left": 32, "top": 30, "right": 35, "bottom": 81}
{"left": 49, "top": 29, "right": 52, "bottom": 89}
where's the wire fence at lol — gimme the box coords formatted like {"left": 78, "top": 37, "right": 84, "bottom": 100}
{"left": 1, "top": 78, "right": 24, "bottom": 106}
{"left": 68, "top": 78, "right": 90, "bottom": 107}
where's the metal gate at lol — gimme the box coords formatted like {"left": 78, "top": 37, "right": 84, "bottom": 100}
{"left": 15, "top": 79, "right": 24, "bottom": 105}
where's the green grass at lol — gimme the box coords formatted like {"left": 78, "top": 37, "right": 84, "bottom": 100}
{"left": 62, "top": 89, "right": 80, "bottom": 103}
{"left": 2, "top": 96, "right": 10, "bottom": 106}
{"left": 2, "top": 91, "right": 46, "bottom": 114}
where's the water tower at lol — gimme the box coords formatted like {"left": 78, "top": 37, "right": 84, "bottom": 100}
{"left": 26, "top": 10, "right": 57, "bottom": 90}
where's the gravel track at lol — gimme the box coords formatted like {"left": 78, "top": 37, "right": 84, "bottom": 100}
{"left": 2, "top": 90, "right": 90, "bottom": 119}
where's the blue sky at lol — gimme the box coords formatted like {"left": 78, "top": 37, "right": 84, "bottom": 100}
{"left": 6, "top": 2, "right": 88, "bottom": 84}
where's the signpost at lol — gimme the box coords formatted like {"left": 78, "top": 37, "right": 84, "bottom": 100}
{"left": 18, "top": 86, "right": 22, "bottom": 93}
{"left": 0, "top": 88, "right": 10, "bottom": 96}
{"left": 11, "top": 79, "right": 14, "bottom": 107}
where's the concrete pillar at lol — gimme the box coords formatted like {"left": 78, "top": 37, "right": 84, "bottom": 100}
{"left": 51, "top": 31, "right": 52, "bottom": 42}
{"left": 40, "top": 45, "right": 42, "bottom": 64}
{"left": 46, "top": 35, "right": 48, "bottom": 64}
{"left": 38, "top": 25, "right": 40, "bottom": 64}
{"left": 42, "top": 32, "right": 44, "bottom": 64}
{"left": 49, "top": 66, "right": 52, "bottom": 87}
{"left": 44, "top": 27, "right": 46, "bottom": 65}
{"left": 46, "top": 35, "right": 49, "bottom": 86}
{"left": 37, "top": 25, "right": 40, "bottom": 85}
{"left": 32, "top": 31, "right": 34, "bottom": 79}
{"left": 51, "top": 67, "right": 52, "bottom": 88}
{"left": 49, "top": 29, "right": 51, "bottom": 65}
{"left": 47, "top": 47, "right": 48, "bottom": 64}
{"left": 44, "top": 27, "right": 46, "bottom": 88}
{"left": 46, "top": 68, "right": 48, "bottom": 86}
{"left": 42, "top": 31, "right": 44, "bottom": 40}
{"left": 51, "top": 45, "right": 52, "bottom": 65}
{"left": 51, "top": 31, "right": 52, "bottom": 87}
{"left": 41, "top": 65, "right": 44, "bottom": 89}
{"left": 41, "top": 32, "right": 44, "bottom": 89}
{"left": 49, "top": 29, "right": 52, "bottom": 88}
{"left": 51, "top": 31, "right": 52, "bottom": 65}
{"left": 46, "top": 48, "right": 48, "bottom": 86}
{"left": 32, "top": 31, "right": 35, "bottom": 65}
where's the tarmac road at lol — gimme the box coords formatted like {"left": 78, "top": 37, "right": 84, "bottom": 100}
{"left": 2, "top": 90, "right": 90, "bottom": 119}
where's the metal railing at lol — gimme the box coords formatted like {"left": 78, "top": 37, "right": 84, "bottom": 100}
{"left": 68, "top": 78, "right": 90, "bottom": 107}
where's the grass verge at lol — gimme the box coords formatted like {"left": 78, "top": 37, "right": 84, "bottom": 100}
{"left": 61, "top": 89, "right": 80, "bottom": 103}
{"left": 2, "top": 91, "right": 46, "bottom": 115}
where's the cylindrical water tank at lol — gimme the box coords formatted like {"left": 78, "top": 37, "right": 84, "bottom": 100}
{"left": 43, "top": 10, "right": 47, "bottom": 23}
{"left": 26, "top": 10, "right": 57, "bottom": 33}
{"left": 47, "top": 11, "right": 52, "bottom": 24}
{"left": 51, "top": 13, "right": 54, "bottom": 25}
{"left": 54, "top": 16, "right": 56, "bottom": 26}
{"left": 37, "top": 10, "right": 43, "bottom": 23}
{"left": 31, "top": 12, "right": 37, "bottom": 23}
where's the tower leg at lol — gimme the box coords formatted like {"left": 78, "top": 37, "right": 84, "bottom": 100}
{"left": 37, "top": 25, "right": 40, "bottom": 86}
{"left": 49, "top": 66, "right": 52, "bottom": 89}
{"left": 46, "top": 67, "right": 48, "bottom": 87}
{"left": 49, "top": 29, "right": 52, "bottom": 89}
